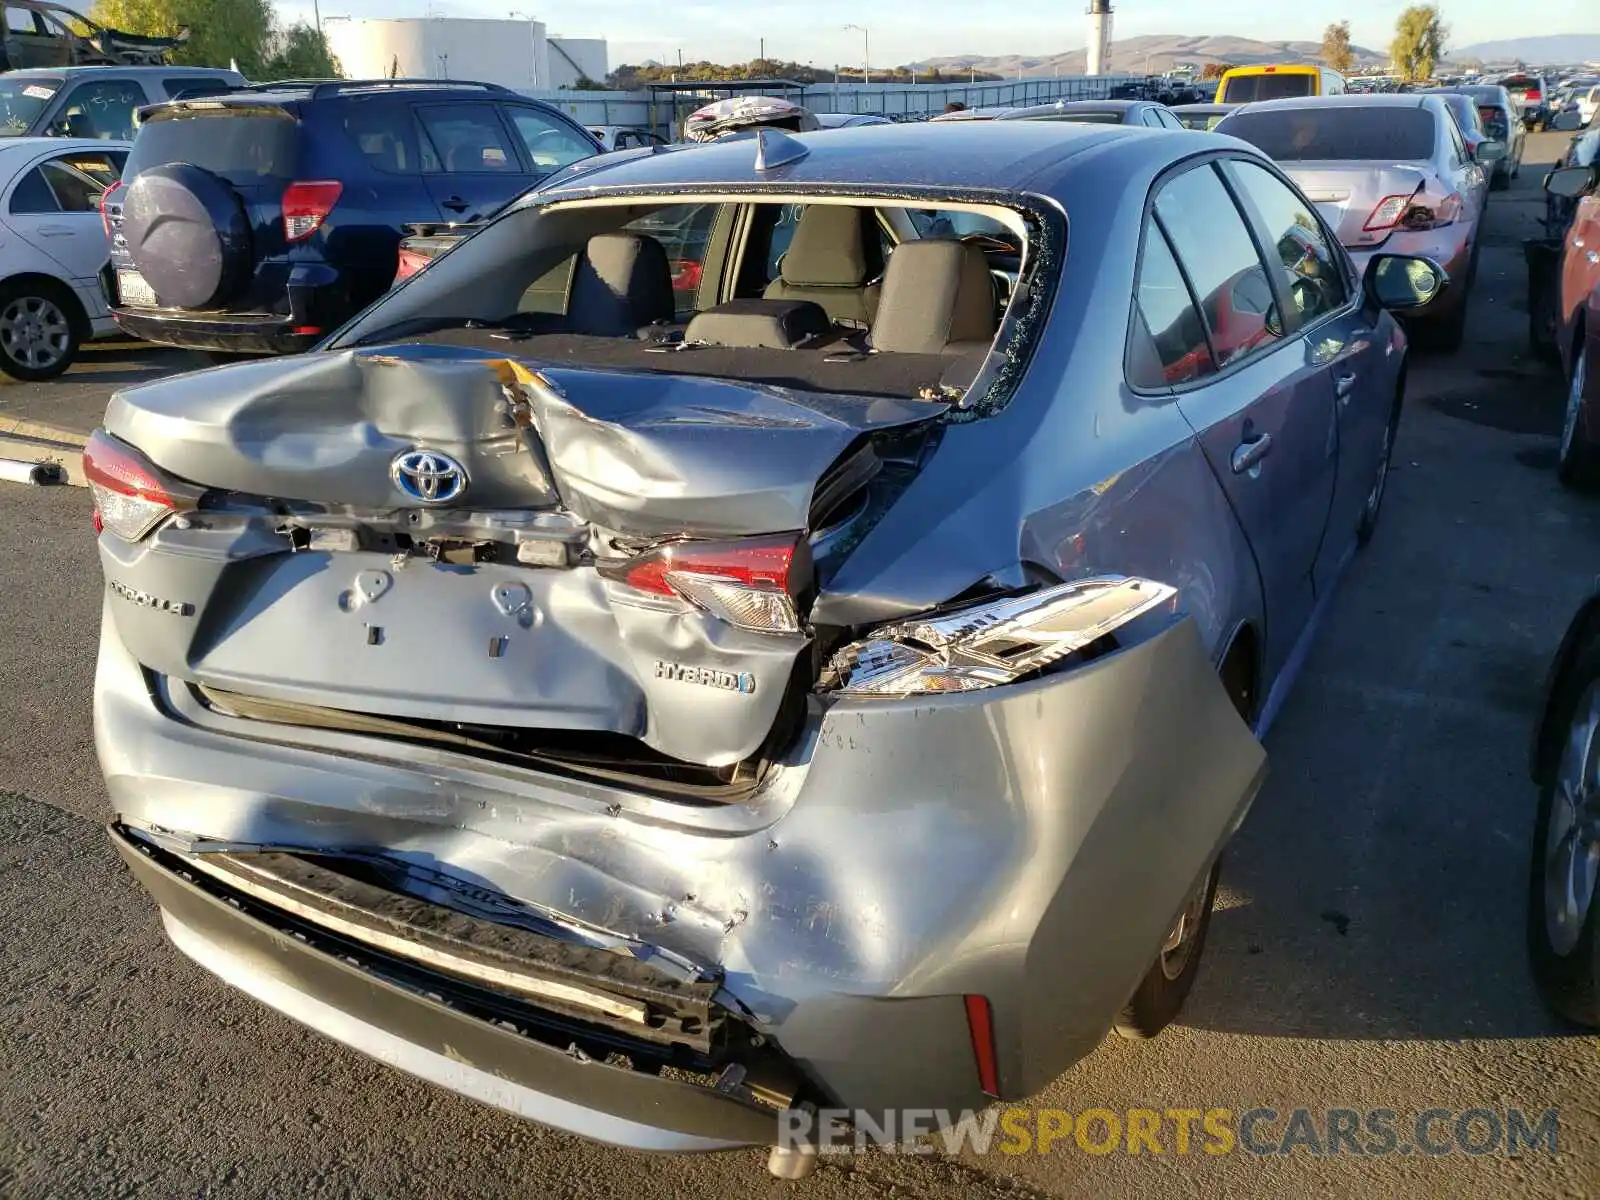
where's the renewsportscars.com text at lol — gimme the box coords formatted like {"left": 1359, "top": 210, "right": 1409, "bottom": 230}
{"left": 777, "top": 1106, "right": 1561, "bottom": 1157}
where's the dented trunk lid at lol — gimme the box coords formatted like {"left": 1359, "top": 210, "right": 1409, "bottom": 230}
{"left": 100, "top": 344, "right": 944, "bottom": 769}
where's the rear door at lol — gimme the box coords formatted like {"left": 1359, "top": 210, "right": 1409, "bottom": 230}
{"left": 1157, "top": 159, "right": 1339, "bottom": 678}
{"left": 415, "top": 101, "right": 536, "bottom": 222}
{"left": 1224, "top": 157, "right": 1385, "bottom": 589}
{"left": 4, "top": 145, "right": 127, "bottom": 315}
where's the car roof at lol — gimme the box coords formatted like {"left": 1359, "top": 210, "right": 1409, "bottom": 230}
{"left": 1232, "top": 93, "right": 1432, "bottom": 113}
{"left": 0, "top": 66, "right": 240, "bottom": 79}
{"left": 1172, "top": 103, "right": 1235, "bottom": 112}
{"left": 536, "top": 121, "right": 1171, "bottom": 197}
{"left": 0, "top": 136, "right": 131, "bottom": 151}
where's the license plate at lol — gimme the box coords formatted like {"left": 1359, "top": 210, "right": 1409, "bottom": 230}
{"left": 117, "top": 269, "right": 156, "bottom": 308}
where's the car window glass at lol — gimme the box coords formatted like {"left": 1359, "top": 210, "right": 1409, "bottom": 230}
{"left": 4, "top": 7, "right": 42, "bottom": 35}
{"left": 625, "top": 203, "right": 719, "bottom": 319}
{"left": 416, "top": 104, "right": 518, "bottom": 173}
{"left": 1443, "top": 109, "right": 1467, "bottom": 161}
{"left": 8, "top": 164, "right": 58, "bottom": 213}
{"left": 1226, "top": 160, "right": 1348, "bottom": 328}
{"left": 505, "top": 108, "right": 596, "bottom": 174}
{"left": 40, "top": 159, "right": 106, "bottom": 211}
{"left": 1155, "top": 163, "right": 1282, "bottom": 367}
{"left": 53, "top": 150, "right": 123, "bottom": 188}
{"left": 1129, "top": 222, "right": 1214, "bottom": 388}
{"left": 343, "top": 100, "right": 420, "bottom": 174}
{"left": 53, "top": 79, "right": 144, "bottom": 140}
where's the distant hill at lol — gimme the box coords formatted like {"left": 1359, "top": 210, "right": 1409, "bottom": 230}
{"left": 1451, "top": 35, "right": 1600, "bottom": 65}
{"left": 915, "top": 35, "right": 1387, "bottom": 79}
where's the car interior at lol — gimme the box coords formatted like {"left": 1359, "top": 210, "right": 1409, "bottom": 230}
{"left": 390, "top": 198, "right": 1030, "bottom": 400}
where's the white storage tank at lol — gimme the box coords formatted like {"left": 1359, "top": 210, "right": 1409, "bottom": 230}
{"left": 322, "top": 16, "right": 552, "bottom": 89}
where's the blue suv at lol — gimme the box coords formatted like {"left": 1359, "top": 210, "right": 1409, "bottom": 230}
{"left": 102, "top": 79, "right": 601, "bottom": 355}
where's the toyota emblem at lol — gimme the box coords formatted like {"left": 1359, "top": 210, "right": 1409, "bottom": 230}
{"left": 390, "top": 449, "right": 468, "bottom": 504}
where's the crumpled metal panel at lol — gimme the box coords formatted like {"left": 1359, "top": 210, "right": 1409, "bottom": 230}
{"left": 104, "top": 343, "right": 942, "bottom": 537}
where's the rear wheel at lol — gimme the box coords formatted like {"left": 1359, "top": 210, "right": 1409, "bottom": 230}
{"left": 1557, "top": 334, "right": 1600, "bottom": 491}
{"left": 1528, "top": 639, "right": 1600, "bottom": 1027}
{"left": 1420, "top": 287, "right": 1469, "bottom": 353}
{"left": 0, "top": 280, "right": 82, "bottom": 382}
{"left": 1358, "top": 386, "right": 1402, "bottom": 544}
{"left": 1114, "top": 860, "right": 1221, "bottom": 1040}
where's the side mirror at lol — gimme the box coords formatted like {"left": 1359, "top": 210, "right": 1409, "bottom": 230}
{"left": 1479, "top": 138, "right": 1507, "bottom": 162}
{"left": 1363, "top": 254, "right": 1449, "bottom": 311}
{"left": 1545, "top": 164, "right": 1599, "bottom": 198}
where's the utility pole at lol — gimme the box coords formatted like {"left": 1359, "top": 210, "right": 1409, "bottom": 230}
{"left": 844, "top": 25, "right": 868, "bottom": 85}
{"left": 760, "top": 38, "right": 765, "bottom": 64}
{"left": 312, "top": 0, "right": 321, "bottom": 34}
{"left": 509, "top": 11, "right": 540, "bottom": 89}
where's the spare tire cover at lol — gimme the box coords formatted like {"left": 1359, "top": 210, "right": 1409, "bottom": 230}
{"left": 121, "top": 163, "right": 252, "bottom": 309}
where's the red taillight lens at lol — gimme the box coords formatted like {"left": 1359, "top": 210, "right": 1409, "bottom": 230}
{"left": 1526, "top": 89, "right": 1541, "bottom": 101}
{"left": 1362, "top": 192, "right": 1417, "bottom": 231}
{"left": 282, "top": 180, "right": 343, "bottom": 242}
{"left": 100, "top": 178, "right": 123, "bottom": 238}
{"left": 964, "top": 994, "right": 1001, "bottom": 1098}
{"left": 600, "top": 534, "right": 808, "bottom": 634}
{"left": 395, "top": 247, "right": 430, "bottom": 282}
{"left": 82, "top": 428, "right": 189, "bottom": 541}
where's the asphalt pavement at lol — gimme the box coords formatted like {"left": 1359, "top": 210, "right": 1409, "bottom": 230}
{"left": 2, "top": 131, "right": 1598, "bottom": 1198}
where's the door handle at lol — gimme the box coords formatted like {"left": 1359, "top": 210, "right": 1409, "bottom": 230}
{"left": 440, "top": 195, "right": 469, "bottom": 212}
{"left": 37, "top": 224, "right": 74, "bottom": 236}
{"left": 1231, "top": 433, "right": 1273, "bottom": 475}
{"left": 1335, "top": 372, "right": 1357, "bottom": 401}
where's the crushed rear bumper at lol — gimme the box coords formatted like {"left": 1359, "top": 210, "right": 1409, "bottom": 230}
{"left": 98, "top": 600, "right": 1267, "bottom": 1147}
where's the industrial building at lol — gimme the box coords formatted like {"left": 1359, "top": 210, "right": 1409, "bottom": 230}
{"left": 321, "top": 17, "right": 606, "bottom": 91}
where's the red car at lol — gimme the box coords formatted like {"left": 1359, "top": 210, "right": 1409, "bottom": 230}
{"left": 1550, "top": 163, "right": 1600, "bottom": 489}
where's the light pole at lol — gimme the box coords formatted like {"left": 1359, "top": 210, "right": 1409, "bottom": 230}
{"left": 509, "top": 10, "right": 539, "bottom": 88}
{"left": 844, "top": 24, "right": 868, "bottom": 85}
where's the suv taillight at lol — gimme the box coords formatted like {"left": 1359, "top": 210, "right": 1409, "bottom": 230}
{"left": 282, "top": 180, "right": 343, "bottom": 242}
{"left": 99, "top": 179, "right": 123, "bottom": 238}
{"left": 395, "top": 246, "right": 430, "bottom": 282}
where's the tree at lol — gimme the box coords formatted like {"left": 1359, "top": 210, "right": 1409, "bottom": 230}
{"left": 1320, "top": 21, "right": 1355, "bottom": 73}
{"left": 93, "top": 0, "right": 272, "bottom": 76}
{"left": 262, "top": 22, "right": 340, "bottom": 80}
{"left": 1390, "top": 4, "right": 1447, "bottom": 83}
{"left": 1200, "top": 62, "right": 1234, "bottom": 80}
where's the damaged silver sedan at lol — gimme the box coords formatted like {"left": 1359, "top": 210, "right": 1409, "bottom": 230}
{"left": 90, "top": 122, "right": 1444, "bottom": 1169}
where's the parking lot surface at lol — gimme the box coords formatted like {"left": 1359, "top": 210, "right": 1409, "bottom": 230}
{"left": 2, "top": 131, "right": 1598, "bottom": 1198}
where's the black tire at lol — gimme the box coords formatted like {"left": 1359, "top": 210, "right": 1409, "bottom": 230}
{"left": 1358, "top": 384, "right": 1403, "bottom": 544}
{"left": 1527, "top": 635, "right": 1600, "bottom": 1027}
{"left": 1491, "top": 169, "right": 1510, "bottom": 192}
{"left": 1557, "top": 326, "right": 1600, "bottom": 491}
{"left": 0, "top": 278, "right": 83, "bottom": 382}
{"left": 1114, "top": 859, "right": 1221, "bottom": 1040}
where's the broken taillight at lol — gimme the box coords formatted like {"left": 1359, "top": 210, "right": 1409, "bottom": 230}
{"left": 82, "top": 429, "right": 194, "bottom": 541}
{"left": 824, "top": 576, "right": 1178, "bottom": 696}
{"left": 600, "top": 534, "right": 810, "bottom": 634}
{"left": 282, "top": 180, "right": 343, "bottom": 242}
{"left": 1364, "top": 186, "right": 1459, "bottom": 233}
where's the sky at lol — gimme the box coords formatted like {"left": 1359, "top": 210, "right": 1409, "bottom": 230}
{"left": 280, "top": 0, "right": 1595, "bottom": 68}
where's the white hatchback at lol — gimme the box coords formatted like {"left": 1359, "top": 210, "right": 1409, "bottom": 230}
{"left": 0, "top": 136, "right": 129, "bottom": 380}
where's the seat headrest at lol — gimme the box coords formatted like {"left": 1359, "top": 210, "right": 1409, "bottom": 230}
{"left": 870, "top": 239, "right": 998, "bottom": 354}
{"left": 567, "top": 233, "right": 676, "bottom": 336}
{"left": 779, "top": 205, "right": 871, "bottom": 288}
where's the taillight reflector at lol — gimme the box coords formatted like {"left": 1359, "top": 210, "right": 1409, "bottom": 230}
{"left": 100, "top": 178, "right": 123, "bottom": 238}
{"left": 964, "top": 994, "right": 1001, "bottom": 1097}
{"left": 282, "top": 180, "right": 343, "bottom": 242}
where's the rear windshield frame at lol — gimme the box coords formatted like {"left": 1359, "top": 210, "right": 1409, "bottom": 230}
{"left": 1217, "top": 106, "right": 1437, "bottom": 162}
{"left": 124, "top": 104, "right": 299, "bottom": 183}
{"left": 327, "top": 184, "right": 1068, "bottom": 419}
